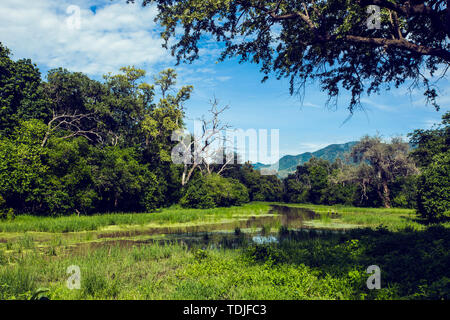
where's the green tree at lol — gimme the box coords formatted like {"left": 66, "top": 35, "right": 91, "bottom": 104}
{"left": 229, "top": 162, "right": 283, "bottom": 201}
{"left": 283, "top": 176, "right": 309, "bottom": 203}
{"left": 409, "top": 112, "right": 450, "bottom": 167}
{"left": 41, "top": 68, "right": 106, "bottom": 147}
{"left": 283, "top": 157, "right": 332, "bottom": 204}
{"left": 350, "top": 136, "right": 417, "bottom": 208}
{"left": 44, "top": 137, "right": 99, "bottom": 215}
{"left": 0, "top": 43, "right": 49, "bottom": 136}
{"left": 308, "top": 159, "right": 330, "bottom": 203}
{"left": 92, "top": 147, "right": 158, "bottom": 212}
{"left": 0, "top": 120, "right": 49, "bottom": 213}
{"left": 416, "top": 152, "right": 450, "bottom": 221}
{"left": 180, "top": 174, "right": 249, "bottom": 208}
{"left": 134, "top": 0, "right": 450, "bottom": 111}
{"left": 142, "top": 68, "right": 193, "bottom": 162}
{"left": 411, "top": 112, "right": 450, "bottom": 221}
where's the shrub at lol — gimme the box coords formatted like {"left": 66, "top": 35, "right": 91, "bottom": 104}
{"left": 180, "top": 174, "right": 249, "bottom": 208}
{"left": 179, "top": 178, "right": 215, "bottom": 209}
{"left": 141, "top": 172, "right": 163, "bottom": 211}
{"left": 416, "top": 152, "right": 450, "bottom": 222}
{"left": 392, "top": 175, "right": 418, "bottom": 209}
{"left": 0, "top": 195, "right": 15, "bottom": 221}
{"left": 244, "top": 245, "right": 287, "bottom": 265}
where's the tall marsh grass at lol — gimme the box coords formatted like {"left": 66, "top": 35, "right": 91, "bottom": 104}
{"left": 0, "top": 203, "right": 271, "bottom": 233}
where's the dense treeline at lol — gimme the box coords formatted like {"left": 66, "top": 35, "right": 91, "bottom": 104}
{"left": 0, "top": 43, "right": 448, "bottom": 222}
{"left": 284, "top": 137, "right": 418, "bottom": 209}
{"left": 0, "top": 43, "right": 189, "bottom": 215}
{"left": 283, "top": 115, "right": 450, "bottom": 222}
{"left": 0, "top": 43, "right": 282, "bottom": 216}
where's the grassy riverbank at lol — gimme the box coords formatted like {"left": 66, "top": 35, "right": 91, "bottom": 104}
{"left": 0, "top": 203, "right": 272, "bottom": 234}
{"left": 1, "top": 226, "right": 448, "bottom": 300}
{"left": 282, "top": 204, "right": 428, "bottom": 231}
{"left": 0, "top": 202, "right": 428, "bottom": 235}
{"left": 1, "top": 203, "right": 449, "bottom": 300}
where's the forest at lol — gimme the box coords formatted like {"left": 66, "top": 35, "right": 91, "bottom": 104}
{"left": 1, "top": 0, "right": 450, "bottom": 306}
{"left": 0, "top": 43, "right": 449, "bottom": 223}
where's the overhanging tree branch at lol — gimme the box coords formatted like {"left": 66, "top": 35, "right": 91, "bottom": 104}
{"left": 255, "top": 1, "right": 450, "bottom": 62}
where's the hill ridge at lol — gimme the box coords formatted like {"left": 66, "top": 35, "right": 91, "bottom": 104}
{"left": 253, "top": 141, "right": 358, "bottom": 178}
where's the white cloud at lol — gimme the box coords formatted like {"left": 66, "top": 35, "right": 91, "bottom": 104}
{"left": 216, "top": 76, "right": 232, "bottom": 82}
{"left": 296, "top": 142, "right": 330, "bottom": 154}
{"left": 302, "top": 102, "right": 320, "bottom": 109}
{"left": 360, "top": 98, "right": 394, "bottom": 112}
{"left": 0, "top": 0, "right": 171, "bottom": 76}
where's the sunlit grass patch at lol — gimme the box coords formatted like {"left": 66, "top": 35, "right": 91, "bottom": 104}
{"left": 0, "top": 203, "right": 271, "bottom": 234}
{"left": 281, "top": 203, "right": 420, "bottom": 231}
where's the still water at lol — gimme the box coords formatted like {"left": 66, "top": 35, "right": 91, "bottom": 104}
{"left": 83, "top": 205, "right": 345, "bottom": 251}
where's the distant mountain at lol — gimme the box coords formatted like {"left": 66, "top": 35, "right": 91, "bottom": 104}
{"left": 253, "top": 141, "right": 358, "bottom": 178}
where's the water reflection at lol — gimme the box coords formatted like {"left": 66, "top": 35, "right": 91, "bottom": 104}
{"left": 77, "top": 205, "right": 346, "bottom": 252}
{"left": 252, "top": 235, "right": 278, "bottom": 244}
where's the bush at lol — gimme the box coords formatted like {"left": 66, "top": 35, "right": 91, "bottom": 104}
{"left": 392, "top": 175, "right": 418, "bottom": 209}
{"left": 180, "top": 174, "right": 249, "bottom": 208}
{"left": 179, "top": 178, "right": 215, "bottom": 209}
{"left": 141, "top": 172, "right": 163, "bottom": 211}
{"left": 322, "top": 183, "right": 357, "bottom": 206}
{"left": 416, "top": 152, "right": 450, "bottom": 222}
{"left": 244, "top": 245, "right": 288, "bottom": 265}
{"left": 0, "top": 195, "right": 15, "bottom": 221}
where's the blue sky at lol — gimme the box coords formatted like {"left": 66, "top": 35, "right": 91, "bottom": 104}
{"left": 1, "top": 0, "right": 449, "bottom": 157}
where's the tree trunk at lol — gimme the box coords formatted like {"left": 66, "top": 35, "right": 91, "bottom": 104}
{"left": 182, "top": 165, "right": 187, "bottom": 186}
{"left": 382, "top": 182, "right": 391, "bottom": 208}
{"left": 114, "top": 194, "right": 118, "bottom": 209}
{"left": 41, "top": 131, "right": 50, "bottom": 147}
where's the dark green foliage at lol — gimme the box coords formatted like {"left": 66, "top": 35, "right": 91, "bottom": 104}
{"left": 180, "top": 174, "right": 249, "bottom": 209}
{"left": 179, "top": 178, "right": 216, "bottom": 209}
{"left": 92, "top": 147, "right": 148, "bottom": 212}
{"left": 0, "top": 43, "right": 50, "bottom": 136}
{"left": 0, "top": 45, "right": 193, "bottom": 216}
{"left": 44, "top": 137, "right": 98, "bottom": 215}
{"left": 0, "top": 120, "right": 49, "bottom": 213}
{"left": 416, "top": 153, "right": 450, "bottom": 221}
{"left": 225, "top": 163, "right": 283, "bottom": 202}
{"left": 245, "top": 245, "right": 288, "bottom": 265}
{"left": 0, "top": 195, "right": 15, "bottom": 221}
{"left": 322, "top": 183, "right": 357, "bottom": 206}
{"left": 308, "top": 162, "right": 329, "bottom": 204}
{"left": 391, "top": 175, "right": 418, "bottom": 209}
{"left": 283, "top": 157, "right": 335, "bottom": 205}
{"left": 411, "top": 112, "right": 450, "bottom": 222}
{"left": 409, "top": 112, "right": 450, "bottom": 167}
{"left": 265, "top": 225, "right": 450, "bottom": 299}
{"left": 138, "top": 0, "right": 450, "bottom": 111}
{"left": 283, "top": 178, "right": 309, "bottom": 203}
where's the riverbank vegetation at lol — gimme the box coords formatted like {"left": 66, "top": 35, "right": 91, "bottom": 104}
{"left": 1, "top": 42, "right": 449, "bottom": 301}
{"left": 1, "top": 223, "right": 448, "bottom": 300}
{"left": 1, "top": 44, "right": 449, "bottom": 224}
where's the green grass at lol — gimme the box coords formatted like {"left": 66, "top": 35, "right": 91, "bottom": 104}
{"left": 1, "top": 225, "right": 448, "bottom": 300}
{"left": 283, "top": 203, "right": 422, "bottom": 231}
{"left": 0, "top": 202, "right": 449, "bottom": 300}
{"left": 0, "top": 240, "right": 390, "bottom": 300}
{"left": 0, "top": 203, "right": 271, "bottom": 234}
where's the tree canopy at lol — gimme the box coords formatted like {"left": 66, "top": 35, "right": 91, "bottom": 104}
{"left": 410, "top": 112, "right": 450, "bottom": 221}
{"left": 0, "top": 43, "right": 448, "bottom": 222}
{"left": 132, "top": 0, "right": 450, "bottom": 111}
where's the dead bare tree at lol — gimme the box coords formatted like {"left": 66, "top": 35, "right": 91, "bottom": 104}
{"left": 41, "top": 109, "right": 103, "bottom": 147}
{"left": 171, "top": 98, "right": 233, "bottom": 186}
